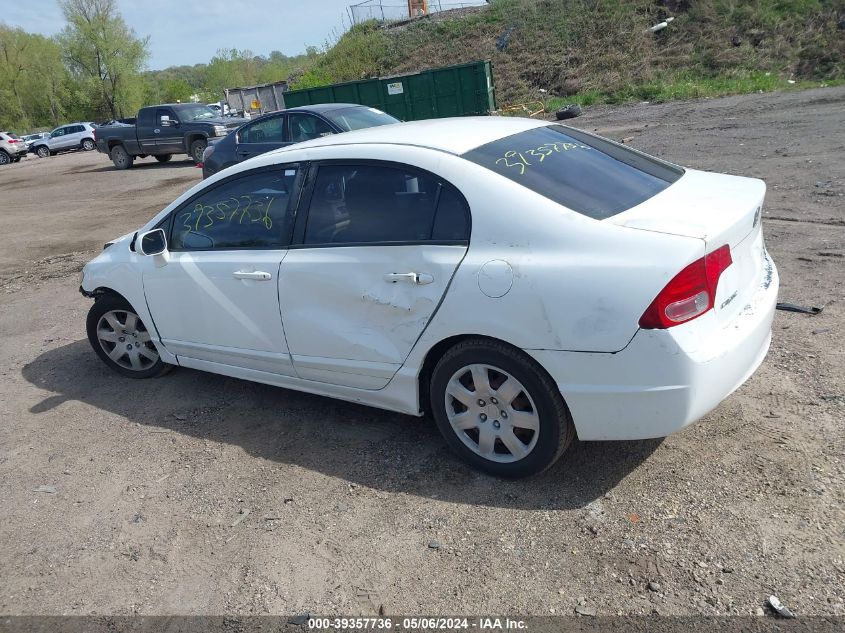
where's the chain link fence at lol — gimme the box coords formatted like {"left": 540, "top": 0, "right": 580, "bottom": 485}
{"left": 348, "top": 1, "right": 487, "bottom": 25}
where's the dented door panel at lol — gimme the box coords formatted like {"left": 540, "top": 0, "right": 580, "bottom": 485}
{"left": 278, "top": 245, "right": 466, "bottom": 388}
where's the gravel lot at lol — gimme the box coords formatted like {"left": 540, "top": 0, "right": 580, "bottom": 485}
{"left": 0, "top": 87, "right": 843, "bottom": 618}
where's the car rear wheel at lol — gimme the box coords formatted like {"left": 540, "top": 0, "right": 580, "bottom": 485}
{"left": 12, "top": 156, "right": 21, "bottom": 162}
{"left": 0, "top": 150, "right": 11, "bottom": 165}
{"left": 189, "top": 139, "right": 207, "bottom": 164}
{"left": 155, "top": 154, "right": 173, "bottom": 163}
{"left": 35, "top": 146, "right": 49, "bottom": 158}
{"left": 86, "top": 294, "right": 169, "bottom": 379}
{"left": 81, "top": 138, "right": 95, "bottom": 151}
{"left": 110, "top": 145, "right": 134, "bottom": 170}
{"left": 430, "top": 338, "right": 575, "bottom": 478}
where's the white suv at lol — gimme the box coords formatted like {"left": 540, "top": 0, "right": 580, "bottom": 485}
{"left": 31, "top": 122, "right": 97, "bottom": 158}
{"left": 0, "top": 132, "right": 28, "bottom": 165}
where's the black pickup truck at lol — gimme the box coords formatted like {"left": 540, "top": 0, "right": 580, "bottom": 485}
{"left": 94, "top": 103, "right": 245, "bottom": 169}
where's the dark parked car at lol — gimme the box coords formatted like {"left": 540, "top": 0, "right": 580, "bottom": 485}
{"left": 201, "top": 103, "right": 400, "bottom": 179}
{"left": 94, "top": 103, "right": 246, "bottom": 169}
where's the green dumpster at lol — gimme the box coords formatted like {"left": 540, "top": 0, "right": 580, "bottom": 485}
{"left": 283, "top": 60, "right": 496, "bottom": 121}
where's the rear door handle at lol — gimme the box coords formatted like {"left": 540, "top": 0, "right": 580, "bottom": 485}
{"left": 233, "top": 270, "right": 272, "bottom": 281}
{"left": 384, "top": 272, "right": 434, "bottom": 285}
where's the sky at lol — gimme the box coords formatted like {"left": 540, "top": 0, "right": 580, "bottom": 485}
{"left": 1, "top": 0, "right": 488, "bottom": 70}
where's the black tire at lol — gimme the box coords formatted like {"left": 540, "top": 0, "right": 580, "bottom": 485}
{"left": 110, "top": 145, "right": 134, "bottom": 170}
{"left": 35, "top": 146, "right": 49, "bottom": 158}
{"left": 0, "top": 150, "right": 11, "bottom": 165}
{"left": 429, "top": 338, "right": 575, "bottom": 478}
{"left": 189, "top": 138, "right": 207, "bottom": 164}
{"left": 12, "top": 156, "right": 21, "bottom": 163}
{"left": 155, "top": 154, "right": 173, "bottom": 163}
{"left": 86, "top": 294, "right": 170, "bottom": 379}
{"left": 555, "top": 104, "right": 582, "bottom": 120}
{"left": 81, "top": 138, "right": 96, "bottom": 151}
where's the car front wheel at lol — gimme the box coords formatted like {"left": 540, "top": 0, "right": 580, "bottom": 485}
{"left": 86, "top": 294, "right": 169, "bottom": 379}
{"left": 36, "top": 146, "right": 49, "bottom": 158}
{"left": 430, "top": 338, "right": 575, "bottom": 478}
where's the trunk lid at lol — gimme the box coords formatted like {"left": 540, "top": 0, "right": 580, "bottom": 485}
{"left": 611, "top": 169, "right": 768, "bottom": 325}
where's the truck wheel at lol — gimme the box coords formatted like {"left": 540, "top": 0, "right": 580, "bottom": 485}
{"left": 81, "top": 138, "right": 95, "bottom": 151}
{"left": 189, "top": 139, "right": 207, "bottom": 164}
{"left": 36, "top": 146, "right": 50, "bottom": 158}
{"left": 110, "top": 145, "right": 134, "bottom": 170}
{"left": 155, "top": 154, "right": 173, "bottom": 163}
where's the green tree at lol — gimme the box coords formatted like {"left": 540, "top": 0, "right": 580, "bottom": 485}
{"left": 0, "top": 26, "right": 68, "bottom": 131}
{"left": 160, "top": 78, "right": 193, "bottom": 103}
{"left": 57, "top": 0, "right": 149, "bottom": 120}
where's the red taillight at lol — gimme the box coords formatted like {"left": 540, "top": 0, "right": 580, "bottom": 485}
{"left": 639, "top": 245, "right": 732, "bottom": 329}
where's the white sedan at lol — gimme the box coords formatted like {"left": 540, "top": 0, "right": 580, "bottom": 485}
{"left": 80, "top": 117, "right": 778, "bottom": 477}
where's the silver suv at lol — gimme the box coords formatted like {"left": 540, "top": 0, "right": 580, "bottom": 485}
{"left": 0, "top": 132, "right": 27, "bottom": 165}
{"left": 31, "top": 122, "right": 97, "bottom": 158}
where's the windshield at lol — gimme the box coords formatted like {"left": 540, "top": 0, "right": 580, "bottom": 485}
{"left": 177, "top": 105, "right": 219, "bottom": 121}
{"left": 462, "top": 125, "right": 684, "bottom": 220}
{"left": 323, "top": 106, "right": 399, "bottom": 132}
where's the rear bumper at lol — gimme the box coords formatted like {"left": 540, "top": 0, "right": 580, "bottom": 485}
{"left": 528, "top": 252, "right": 779, "bottom": 441}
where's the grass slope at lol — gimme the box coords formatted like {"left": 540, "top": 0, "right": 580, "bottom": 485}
{"left": 291, "top": 0, "right": 845, "bottom": 108}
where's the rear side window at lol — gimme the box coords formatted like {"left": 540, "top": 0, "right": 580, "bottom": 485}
{"left": 462, "top": 125, "right": 683, "bottom": 219}
{"left": 303, "top": 163, "right": 469, "bottom": 245}
{"left": 170, "top": 167, "right": 298, "bottom": 250}
{"left": 288, "top": 114, "right": 334, "bottom": 143}
{"left": 322, "top": 107, "right": 400, "bottom": 131}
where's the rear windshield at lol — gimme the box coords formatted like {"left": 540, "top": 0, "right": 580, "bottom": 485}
{"left": 323, "top": 107, "right": 400, "bottom": 132}
{"left": 462, "top": 125, "right": 683, "bottom": 219}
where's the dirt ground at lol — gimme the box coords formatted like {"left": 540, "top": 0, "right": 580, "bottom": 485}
{"left": 0, "top": 87, "right": 843, "bottom": 618}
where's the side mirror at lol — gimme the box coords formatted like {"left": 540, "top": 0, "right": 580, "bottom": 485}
{"left": 138, "top": 228, "right": 167, "bottom": 256}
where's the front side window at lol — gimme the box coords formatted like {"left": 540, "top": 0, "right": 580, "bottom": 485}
{"left": 170, "top": 167, "right": 298, "bottom": 250}
{"left": 303, "top": 163, "right": 469, "bottom": 245}
{"left": 156, "top": 109, "right": 174, "bottom": 124}
{"left": 51, "top": 128, "right": 66, "bottom": 138}
{"left": 462, "top": 125, "right": 684, "bottom": 220}
{"left": 240, "top": 115, "right": 285, "bottom": 143}
{"left": 288, "top": 114, "right": 334, "bottom": 143}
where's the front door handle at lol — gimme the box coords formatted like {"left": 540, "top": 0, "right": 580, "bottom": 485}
{"left": 233, "top": 270, "right": 272, "bottom": 281}
{"left": 384, "top": 272, "right": 434, "bottom": 285}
